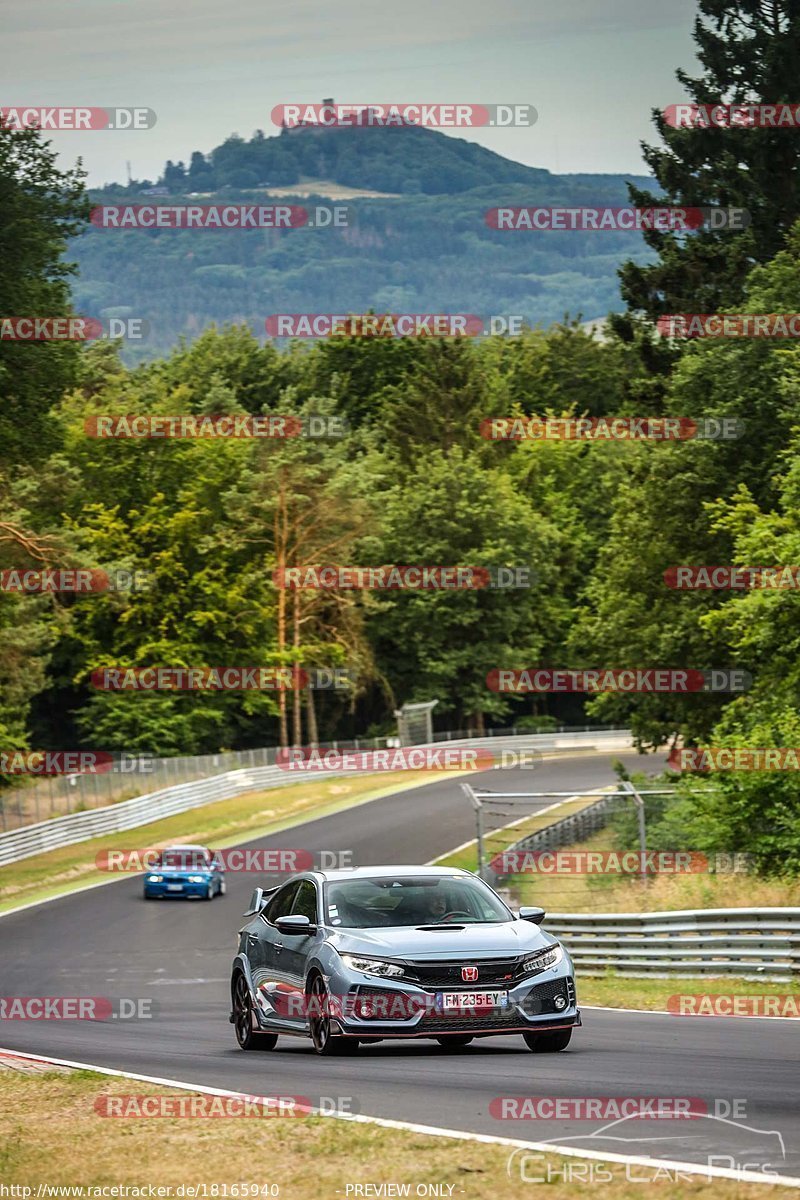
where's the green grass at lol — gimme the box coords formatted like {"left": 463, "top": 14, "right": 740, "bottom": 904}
{"left": 0, "top": 1066, "right": 783, "bottom": 1198}
{"left": 578, "top": 972, "right": 800, "bottom": 1012}
{"left": 0, "top": 770, "right": 434, "bottom": 913}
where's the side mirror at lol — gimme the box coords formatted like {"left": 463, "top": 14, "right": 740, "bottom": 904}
{"left": 519, "top": 906, "right": 546, "bottom": 924}
{"left": 245, "top": 887, "right": 265, "bottom": 915}
{"left": 275, "top": 914, "right": 316, "bottom": 936}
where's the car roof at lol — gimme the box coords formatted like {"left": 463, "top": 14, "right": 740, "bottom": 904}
{"left": 163, "top": 844, "right": 209, "bottom": 852}
{"left": 310, "top": 865, "right": 471, "bottom": 883}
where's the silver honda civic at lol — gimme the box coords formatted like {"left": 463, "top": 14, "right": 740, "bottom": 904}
{"left": 230, "top": 865, "right": 580, "bottom": 1055}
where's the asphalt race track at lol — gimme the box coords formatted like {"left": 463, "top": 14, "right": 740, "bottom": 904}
{"left": 2, "top": 751, "right": 799, "bottom": 1182}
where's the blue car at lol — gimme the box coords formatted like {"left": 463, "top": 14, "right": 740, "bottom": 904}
{"left": 230, "top": 865, "right": 579, "bottom": 1055}
{"left": 144, "top": 844, "right": 226, "bottom": 900}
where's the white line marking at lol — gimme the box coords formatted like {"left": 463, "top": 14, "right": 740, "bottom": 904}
{"left": 1, "top": 1047, "right": 797, "bottom": 1189}
{"left": 426, "top": 786, "right": 609, "bottom": 864}
{"left": 581, "top": 1003, "right": 800, "bottom": 1022}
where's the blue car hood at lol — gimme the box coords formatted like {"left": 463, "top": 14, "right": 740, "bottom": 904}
{"left": 329, "top": 921, "right": 554, "bottom": 959}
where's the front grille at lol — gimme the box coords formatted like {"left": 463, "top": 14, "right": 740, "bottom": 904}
{"left": 406, "top": 957, "right": 521, "bottom": 988}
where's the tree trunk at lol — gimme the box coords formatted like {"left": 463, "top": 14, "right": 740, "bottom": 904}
{"left": 306, "top": 683, "right": 319, "bottom": 745}
{"left": 292, "top": 591, "right": 302, "bottom": 747}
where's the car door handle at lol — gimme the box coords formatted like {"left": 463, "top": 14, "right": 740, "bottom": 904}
{"left": 274, "top": 942, "right": 284, "bottom": 954}
{"left": 246, "top": 933, "right": 259, "bottom": 944}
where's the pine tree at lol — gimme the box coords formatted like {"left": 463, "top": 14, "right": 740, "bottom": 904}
{"left": 618, "top": 0, "right": 800, "bottom": 321}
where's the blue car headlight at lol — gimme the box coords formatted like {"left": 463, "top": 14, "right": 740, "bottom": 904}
{"left": 188, "top": 875, "right": 205, "bottom": 883}
{"left": 340, "top": 954, "right": 405, "bottom": 978}
{"left": 521, "top": 944, "right": 564, "bottom": 975}
{"left": 147, "top": 874, "right": 163, "bottom": 883}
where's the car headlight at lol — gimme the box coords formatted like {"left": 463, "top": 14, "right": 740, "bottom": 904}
{"left": 521, "top": 944, "right": 564, "bottom": 975}
{"left": 340, "top": 954, "right": 405, "bottom": 978}
{"left": 188, "top": 875, "right": 205, "bottom": 883}
{"left": 147, "top": 874, "right": 163, "bottom": 883}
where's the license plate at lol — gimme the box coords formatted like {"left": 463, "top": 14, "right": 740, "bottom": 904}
{"left": 436, "top": 991, "right": 509, "bottom": 1011}
{"left": 167, "top": 883, "right": 183, "bottom": 891}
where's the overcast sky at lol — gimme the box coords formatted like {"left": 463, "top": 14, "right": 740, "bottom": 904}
{"left": 4, "top": 0, "right": 699, "bottom": 186}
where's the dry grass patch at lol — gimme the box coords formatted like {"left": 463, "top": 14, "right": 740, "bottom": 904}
{"left": 0, "top": 1069, "right": 784, "bottom": 1199}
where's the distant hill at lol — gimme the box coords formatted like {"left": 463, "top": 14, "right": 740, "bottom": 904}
{"left": 128, "top": 122, "right": 557, "bottom": 197}
{"left": 75, "top": 124, "right": 655, "bottom": 360}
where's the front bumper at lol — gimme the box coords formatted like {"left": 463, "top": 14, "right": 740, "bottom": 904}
{"left": 331, "top": 970, "right": 580, "bottom": 1038}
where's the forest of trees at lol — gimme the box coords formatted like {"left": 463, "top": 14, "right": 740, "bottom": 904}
{"left": 2, "top": 0, "right": 800, "bottom": 872}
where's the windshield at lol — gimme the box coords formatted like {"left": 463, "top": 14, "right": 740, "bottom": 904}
{"left": 324, "top": 875, "right": 510, "bottom": 928}
{"left": 158, "top": 849, "right": 209, "bottom": 870}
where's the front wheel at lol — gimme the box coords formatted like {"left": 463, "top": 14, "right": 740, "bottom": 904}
{"left": 436, "top": 1036, "right": 474, "bottom": 1050}
{"left": 308, "top": 976, "right": 358, "bottom": 1056}
{"left": 523, "top": 1029, "right": 572, "bottom": 1052}
{"left": 232, "top": 974, "right": 278, "bottom": 1051}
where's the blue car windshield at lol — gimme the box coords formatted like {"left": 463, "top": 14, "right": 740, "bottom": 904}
{"left": 324, "top": 876, "right": 510, "bottom": 928}
{"left": 159, "top": 849, "right": 208, "bottom": 870}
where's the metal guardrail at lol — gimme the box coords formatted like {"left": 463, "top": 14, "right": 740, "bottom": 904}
{"left": 0, "top": 730, "right": 632, "bottom": 868}
{"left": 496, "top": 793, "right": 616, "bottom": 863}
{"left": 0, "top": 722, "right": 619, "bottom": 831}
{"left": 545, "top": 908, "right": 800, "bottom": 980}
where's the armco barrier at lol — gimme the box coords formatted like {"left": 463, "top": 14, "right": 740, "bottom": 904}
{"left": 0, "top": 723, "right": 623, "bottom": 831}
{"left": 545, "top": 908, "right": 800, "bottom": 979}
{"left": 0, "top": 731, "right": 632, "bottom": 867}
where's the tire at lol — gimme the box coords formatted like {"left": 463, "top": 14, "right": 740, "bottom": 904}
{"left": 203, "top": 881, "right": 214, "bottom": 901}
{"left": 436, "top": 1036, "right": 474, "bottom": 1050}
{"left": 232, "top": 973, "right": 278, "bottom": 1051}
{"left": 522, "top": 1029, "right": 572, "bottom": 1052}
{"left": 218, "top": 878, "right": 226, "bottom": 897}
{"left": 308, "top": 976, "right": 359, "bottom": 1056}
